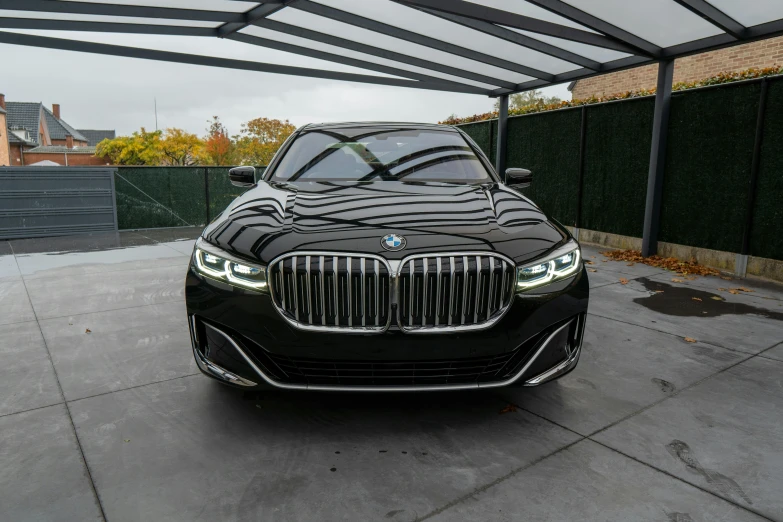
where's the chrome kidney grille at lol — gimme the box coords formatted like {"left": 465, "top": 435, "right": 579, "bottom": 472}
{"left": 269, "top": 254, "right": 392, "bottom": 332}
{"left": 269, "top": 252, "right": 515, "bottom": 333}
{"left": 398, "top": 254, "right": 515, "bottom": 332}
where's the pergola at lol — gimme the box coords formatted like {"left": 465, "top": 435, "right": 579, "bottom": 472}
{"left": 2, "top": 0, "right": 782, "bottom": 255}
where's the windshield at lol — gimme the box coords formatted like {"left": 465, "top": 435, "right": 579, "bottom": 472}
{"left": 268, "top": 127, "right": 493, "bottom": 183}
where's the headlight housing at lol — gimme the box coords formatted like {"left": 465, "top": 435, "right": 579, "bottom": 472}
{"left": 193, "top": 238, "right": 268, "bottom": 291}
{"left": 516, "top": 241, "right": 582, "bottom": 292}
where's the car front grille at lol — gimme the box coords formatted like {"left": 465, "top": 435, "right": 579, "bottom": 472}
{"left": 266, "top": 350, "right": 528, "bottom": 386}
{"left": 268, "top": 251, "right": 516, "bottom": 333}
{"left": 268, "top": 253, "right": 392, "bottom": 332}
{"left": 398, "top": 253, "right": 515, "bottom": 331}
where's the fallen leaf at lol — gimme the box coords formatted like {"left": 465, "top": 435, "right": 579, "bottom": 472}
{"left": 718, "top": 287, "right": 727, "bottom": 291}
{"left": 672, "top": 278, "right": 684, "bottom": 283}
{"left": 720, "top": 276, "right": 732, "bottom": 280}
{"left": 654, "top": 290, "right": 664, "bottom": 294}
{"left": 626, "top": 262, "right": 635, "bottom": 266}
{"left": 728, "top": 289, "right": 740, "bottom": 295}
{"left": 124, "top": 439, "right": 130, "bottom": 443}
{"left": 684, "top": 337, "right": 697, "bottom": 343}
{"left": 588, "top": 268, "right": 597, "bottom": 273}
{"left": 691, "top": 297, "right": 702, "bottom": 302}
{"left": 619, "top": 278, "right": 629, "bottom": 285}
{"left": 85, "top": 328, "right": 91, "bottom": 334}
{"left": 711, "top": 296, "right": 723, "bottom": 301}
{"left": 602, "top": 260, "right": 608, "bottom": 263}
{"left": 584, "top": 260, "right": 594, "bottom": 265}
{"left": 601, "top": 249, "right": 720, "bottom": 276}
{"left": 499, "top": 404, "right": 517, "bottom": 415}
{"left": 737, "top": 287, "right": 754, "bottom": 293}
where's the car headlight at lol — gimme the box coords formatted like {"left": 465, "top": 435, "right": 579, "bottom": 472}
{"left": 516, "top": 241, "right": 582, "bottom": 292}
{"left": 193, "top": 238, "right": 268, "bottom": 291}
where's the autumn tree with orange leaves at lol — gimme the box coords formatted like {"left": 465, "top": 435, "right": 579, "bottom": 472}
{"left": 203, "top": 116, "right": 236, "bottom": 166}
{"left": 233, "top": 117, "right": 296, "bottom": 166}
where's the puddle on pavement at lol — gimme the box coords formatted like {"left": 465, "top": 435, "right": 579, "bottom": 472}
{"left": 633, "top": 278, "right": 783, "bottom": 320}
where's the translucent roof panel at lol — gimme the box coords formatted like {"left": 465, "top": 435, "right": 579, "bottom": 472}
{"left": 561, "top": 0, "right": 724, "bottom": 47}
{"left": 64, "top": 0, "right": 260, "bottom": 12}
{"left": 5, "top": 29, "right": 410, "bottom": 79}
{"left": 0, "top": 10, "right": 220, "bottom": 28}
{"left": 270, "top": 8, "right": 537, "bottom": 85}
{"left": 465, "top": 0, "right": 599, "bottom": 33}
{"left": 707, "top": 0, "right": 783, "bottom": 27}
{"left": 307, "top": 0, "right": 582, "bottom": 74}
{"left": 503, "top": 27, "right": 631, "bottom": 64}
{"left": 240, "top": 25, "right": 499, "bottom": 90}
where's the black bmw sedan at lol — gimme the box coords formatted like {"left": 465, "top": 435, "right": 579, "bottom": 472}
{"left": 186, "top": 122, "right": 588, "bottom": 392}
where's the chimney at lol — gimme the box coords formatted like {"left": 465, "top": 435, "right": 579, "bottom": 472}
{"left": 53, "top": 103, "right": 61, "bottom": 120}
{"left": 66, "top": 134, "right": 74, "bottom": 149}
{"left": 0, "top": 93, "right": 5, "bottom": 110}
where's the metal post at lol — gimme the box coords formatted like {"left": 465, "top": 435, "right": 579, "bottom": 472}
{"left": 495, "top": 94, "right": 509, "bottom": 180}
{"left": 641, "top": 59, "right": 674, "bottom": 257}
{"left": 740, "top": 78, "right": 769, "bottom": 257}
{"left": 575, "top": 105, "right": 587, "bottom": 230}
{"left": 204, "top": 167, "right": 211, "bottom": 224}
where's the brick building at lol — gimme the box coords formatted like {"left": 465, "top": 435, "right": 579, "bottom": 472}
{"left": 570, "top": 36, "right": 783, "bottom": 99}
{"left": 0, "top": 97, "right": 9, "bottom": 167}
{"left": 1, "top": 94, "right": 114, "bottom": 166}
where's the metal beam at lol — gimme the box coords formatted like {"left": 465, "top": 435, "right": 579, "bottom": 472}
{"left": 396, "top": 0, "right": 638, "bottom": 55}
{"left": 523, "top": 0, "right": 662, "bottom": 57}
{"left": 251, "top": 18, "right": 517, "bottom": 90}
{"left": 495, "top": 95, "right": 509, "bottom": 178}
{"left": 642, "top": 60, "right": 675, "bottom": 257}
{"left": 292, "top": 0, "right": 557, "bottom": 81}
{"left": 217, "top": 3, "right": 288, "bottom": 38}
{"left": 671, "top": 0, "right": 746, "bottom": 39}
{"left": 407, "top": 5, "right": 602, "bottom": 70}
{"left": 0, "top": 0, "right": 243, "bottom": 23}
{"left": 0, "top": 31, "right": 490, "bottom": 95}
{"left": 487, "top": 55, "right": 650, "bottom": 96}
{"left": 227, "top": 32, "right": 485, "bottom": 90}
{"left": 0, "top": 18, "right": 216, "bottom": 36}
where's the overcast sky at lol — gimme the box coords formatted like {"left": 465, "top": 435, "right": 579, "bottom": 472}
{"left": 0, "top": 30, "right": 571, "bottom": 137}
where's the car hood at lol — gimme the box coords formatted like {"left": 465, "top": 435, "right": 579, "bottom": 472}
{"left": 202, "top": 181, "right": 569, "bottom": 266}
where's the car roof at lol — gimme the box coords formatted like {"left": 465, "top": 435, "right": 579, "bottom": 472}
{"left": 301, "top": 121, "right": 458, "bottom": 132}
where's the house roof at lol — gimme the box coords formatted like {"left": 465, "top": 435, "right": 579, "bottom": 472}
{"left": 42, "top": 107, "right": 89, "bottom": 142}
{"left": 5, "top": 102, "right": 43, "bottom": 145}
{"left": 78, "top": 129, "right": 116, "bottom": 147}
{"left": 26, "top": 145, "right": 97, "bottom": 154}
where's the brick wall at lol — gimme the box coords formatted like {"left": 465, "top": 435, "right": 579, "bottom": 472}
{"left": 571, "top": 36, "right": 783, "bottom": 99}
{"left": 0, "top": 113, "right": 9, "bottom": 167}
{"left": 21, "top": 152, "right": 109, "bottom": 166}
{"left": 10, "top": 143, "right": 24, "bottom": 165}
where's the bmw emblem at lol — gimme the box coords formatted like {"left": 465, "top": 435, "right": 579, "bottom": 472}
{"left": 381, "top": 234, "right": 406, "bottom": 252}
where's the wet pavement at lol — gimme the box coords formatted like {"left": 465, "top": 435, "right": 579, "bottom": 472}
{"left": 1, "top": 232, "right": 782, "bottom": 522}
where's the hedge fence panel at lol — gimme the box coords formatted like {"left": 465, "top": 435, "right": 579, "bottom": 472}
{"left": 115, "top": 167, "right": 207, "bottom": 229}
{"left": 659, "top": 82, "right": 760, "bottom": 253}
{"left": 507, "top": 109, "right": 581, "bottom": 226}
{"left": 459, "top": 120, "right": 492, "bottom": 156}
{"left": 581, "top": 98, "right": 654, "bottom": 237}
{"left": 751, "top": 80, "right": 783, "bottom": 260}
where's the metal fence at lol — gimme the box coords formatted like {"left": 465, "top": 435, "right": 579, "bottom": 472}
{"left": 458, "top": 75, "right": 783, "bottom": 262}
{"left": 0, "top": 166, "right": 117, "bottom": 240}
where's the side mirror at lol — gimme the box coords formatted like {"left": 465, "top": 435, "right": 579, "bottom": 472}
{"left": 505, "top": 168, "right": 532, "bottom": 188}
{"left": 229, "top": 166, "right": 256, "bottom": 188}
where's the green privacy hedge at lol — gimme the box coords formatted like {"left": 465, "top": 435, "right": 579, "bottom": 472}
{"left": 115, "top": 166, "right": 260, "bottom": 230}
{"left": 458, "top": 78, "right": 783, "bottom": 260}
{"left": 751, "top": 80, "right": 783, "bottom": 260}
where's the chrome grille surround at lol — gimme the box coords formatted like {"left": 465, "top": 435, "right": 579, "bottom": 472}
{"left": 396, "top": 252, "right": 516, "bottom": 333}
{"left": 268, "top": 252, "right": 393, "bottom": 333}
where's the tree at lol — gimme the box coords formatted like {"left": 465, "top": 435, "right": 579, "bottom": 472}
{"left": 203, "top": 116, "right": 236, "bottom": 166}
{"left": 95, "top": 128, "right": 163, "bottom": 165}
{"left": 234, "top": 117, "right": 296, "bottom": 166}
{"left": 494, "top": 90, "right": 562, "bottom": 110}
{"left": 159, "top": 128, "right": 206, "bottom": 166}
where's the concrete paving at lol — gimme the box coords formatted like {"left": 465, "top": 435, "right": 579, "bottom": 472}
{"left": 0, "top": 235, "right": 781, "bottom": 522}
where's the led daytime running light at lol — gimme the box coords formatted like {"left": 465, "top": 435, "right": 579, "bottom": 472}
{"left": 194, "top": 246, "right": 268, "bottom": 291}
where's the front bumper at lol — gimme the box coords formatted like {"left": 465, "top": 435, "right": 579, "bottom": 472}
{"left": 185, "top": 263, "right": 589, "bottom": 392}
